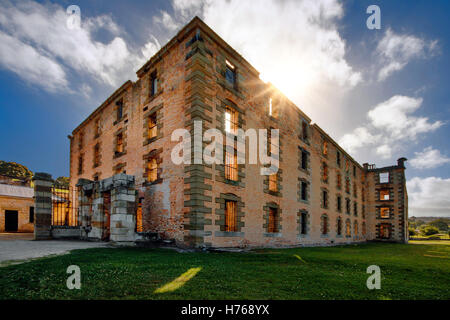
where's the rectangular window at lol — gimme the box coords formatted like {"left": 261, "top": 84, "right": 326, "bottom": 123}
{"left": 78, "top": 155, "right": 83, "bottom": 174}
{"left": 136, "top": 198, "right": 143, "bottom": 233}
{"left": 301, "top": 150, "right": 308, "bottom": 170}
{"left": 323, "top": 141, "right": 328, "bottom": 156}
{"left": 225, "top": 149, "right": 238, "bottom": 181}
{"left": 268, "top": 98, "right": 279, "bottom": 118}
{"left": 337, "top": 196, "right": 342, "bottom": 212}
{"left": 148, "top": 113, "right": 157, "bottom": 140}
{"left": 150, "top": 71, "right": 158, "bottom": 96}
{"left": 337, "top": 173, "right": 342, "bottom": 189}
{"left": 322, "top": 216, "right": 328, "bottom": 235}
{"left": 354, "top": 202, "right": 358, "bottom": 216}
{"left": 116, "top": 100, "right": 123, "bottom": 121}
{"left": 322, "top": 162, "right": 328, "bottom": 182}
{"left": 268, "top": 97, "right": 273, "bottom": 116}
{"left": 29, "top": 206, "right": 34, "bottom": 223}
{"left": 380, "top": 207, "right": 390, "bottom": 218}
{"left": 346, "top": 221, "right": 351, "bottom": 237}
{"left": 337, "top": 151, "right": 341, "bottom": 166}
{"left": 116, "top": 133, "right": 124, "bottom": 154}
{"left": 93, "top": 144, "right": 100, "bottom": 167}
{"left": 225, "top": 60, "right": 236, "bottom": 87}
{"left": 268, "top": 127, "right": 278, "bottom": 153}
{"left": 345, "top": 177, "right": 350, "bottom": 194}
{"left": 353, "top": 182, "right": 357, "bottom": 197}
{"left": 322, "top": 190, "right": 328, "bottom": 208}
{"left": 225, "top": 200, "right": 237, "bottom": 232}
{"left": 268, "top": 208, "right": 279, "bottom": 233}
{"left": 380, "top": 189, "right": 390, "bottom": 200}
{"left": 380, "top": 172, "right": 389, "bottom": 183}
{"left": 224, "top": 106, "right": 238, "bottom": 134}
{"left": 94, "top": 119, "right": 101, "bottom": 137}
{"left": 353, "top": 165, "right": 356, "bottom": 177}
{"left": 301, "top": 181, "right": 307, "bottom": 201}
{"left": 78, "top": 132, "right": 84, "bottom": 150}
{"left": 380, "top": 224, "right": 391, "bottom": 239}
{"left": 337, "top": 219, "right": 342, "bottom": 235}
{"left": 269, "top": 173, "right": 278, "bottom": 192}
{"left": 346, "top": 198, "right": 351, "bottom": 214}
{"left": 147, "top": 157, "right": 158, "bottom": 183}
{"left": 302, "top": 122, "right": 308, "bottom": 141}
{"left": 300, "top": 212, "right": 307, "bottom": 235}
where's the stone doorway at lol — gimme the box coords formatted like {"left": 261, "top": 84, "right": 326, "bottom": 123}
{"left": 5, "top": 210, "right": 18, "bottom": 232}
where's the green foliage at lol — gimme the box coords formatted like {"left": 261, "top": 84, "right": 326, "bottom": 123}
{"left": 0, "top": 160, "right": 33, "bottom": 179}
{"left": 415, "top": 220, "right": 425, "bottom": 227}
{"left": 409, "top": 228, "right": 417, "bottom": 236}
{"left": 54, "top": 176, "right": 69, "bottom": 188}
{"left": 429, "top": 219, "right": 449, "bottom": 232}
{"left": 420, "top": 225, "right": 440, "bottom": 236}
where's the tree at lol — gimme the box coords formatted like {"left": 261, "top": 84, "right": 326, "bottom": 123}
{"left": 0, "top": 160, "right": 33, "bottom": 179}
{"left": 429, "top": 219, "right": 449, "bottom": 232}
{"left": 415, "top": 220, "right": 425, "bottom": 227}
{"left": 408, "top": 228, "right": 417, "bottom": 236}
{"left": 420, "top": 225, "right": 439, "bottom": 236}
{"left": 54, "top": 176, "right": 70, "bottom": 188}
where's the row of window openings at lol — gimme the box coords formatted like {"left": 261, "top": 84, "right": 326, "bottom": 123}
{"left": 224, "top": 201, "right": 296, "bottom": 235}
{"left": 224, "top": 98, "right": 309, "bottom": 141}
{"left": 224, "top": 201, "right": 366, "bottom": 237}
{"left": 78, "top": 74, "right": 160, "bottom": 149}
{"left": 81, "top": 115, "right": 159, "bottom": 173}
{"left": 331, "top": 217, "right": 365, "bottom": 237}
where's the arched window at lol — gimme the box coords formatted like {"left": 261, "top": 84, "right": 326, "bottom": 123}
{"left": 147, "top": 157, "right": 158, "bottom": 182}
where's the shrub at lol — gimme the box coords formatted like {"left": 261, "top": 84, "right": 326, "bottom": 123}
{"left": 420, "top": 225, "right": 439, "bottom": 236}
{"left": 408, "top": 228, "right": 417, "bottom": 236}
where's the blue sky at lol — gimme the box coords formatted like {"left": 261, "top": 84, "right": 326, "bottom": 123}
{"left": 0, "top": 0, "right": 449, "bottom": 216}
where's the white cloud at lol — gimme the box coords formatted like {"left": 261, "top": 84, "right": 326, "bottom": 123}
{"left": 339, "top": 95, "right": 443, "bottom": 160}
{"left": 410, "top": 147, "right": 450, "bottom": 169}
{"left": 154, "top": 11, "right": 180, "bottom": 32}
{"left": 164, "top": 0, "right": 361, "bottom": 128}
{"left": 376, "top": 144, "right": 392, "bottom": 159}
{"left": 407, "top": 177, "right": 450, "bottom": 217}
{"left": 377, "top": 28, "right": 438, "bottom": 81}
{"left": 0, "top": 0, "right": 160, "bottom": 92}
{"left": 368, "top": 96, "right": 442, "bottom": 140}
{"left": 339, "top": 127, "right": 380, "bottom": 154}
{"left": 0, "top": 30, "right": 68, "bottom": 92}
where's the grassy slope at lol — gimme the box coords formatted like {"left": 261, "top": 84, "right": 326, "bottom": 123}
{"left": 0, "top": 242, "right": 449, "bottom": 300}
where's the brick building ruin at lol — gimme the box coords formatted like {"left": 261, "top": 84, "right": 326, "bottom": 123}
{"left": 68, "top": 17, "right": 408, "bottom": 247}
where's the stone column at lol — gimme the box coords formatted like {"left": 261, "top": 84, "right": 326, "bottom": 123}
{"left": 110, "top": 173, "right": 137, "bottom": 243}
{"left": 76, "top": 178, "right": 94, "bottom": 239}
{"left": 32, "top": 172, "right": 54, "bottom": 240}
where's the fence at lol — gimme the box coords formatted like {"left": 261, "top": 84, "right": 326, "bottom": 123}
{"left": 51, "top": 185, "right": 80, "bottom": 226}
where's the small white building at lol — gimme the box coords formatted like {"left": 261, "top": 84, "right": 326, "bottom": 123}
{"left": 0, "top": 184, "right": 34, "bottom": 233}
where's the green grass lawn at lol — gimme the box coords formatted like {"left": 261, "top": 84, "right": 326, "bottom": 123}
{"left": 1, "top": 242, "right": 449, "bottom": 300}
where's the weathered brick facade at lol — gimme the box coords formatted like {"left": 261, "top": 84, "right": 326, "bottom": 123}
{"left": 69, "top": 17, "right": 408, "bottom": 247}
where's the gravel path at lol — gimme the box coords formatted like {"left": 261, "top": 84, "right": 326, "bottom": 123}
{"left": 0, "top": 233, "right": 110, "bottom": 266}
